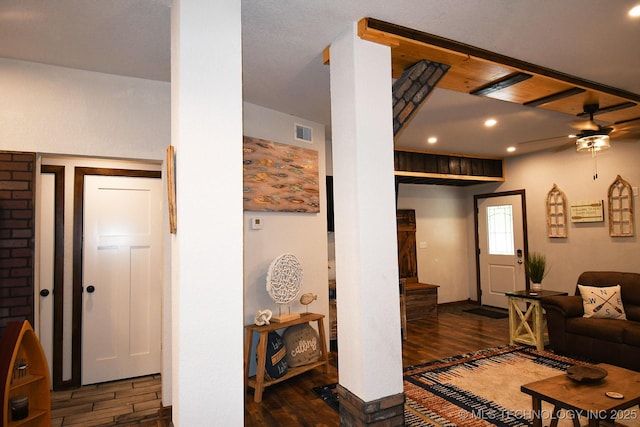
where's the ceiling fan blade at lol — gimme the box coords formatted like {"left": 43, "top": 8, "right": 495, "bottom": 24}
{"left": 515, "top": 135, "right": 574, "bottom": 154}
{"left": 571, "top": 119, "right": 599, "bottom": 131}
{"left": 552, "top": 140, "right": 576, "bottom": 152}
{"left": 516, "top": 135, "right": 571, "bottom": 146}
{"left": 611, "top": 128, "right": 640, "bottom": 142}
{"left": 611, "top": 119, "right": 640, "bottom": 141}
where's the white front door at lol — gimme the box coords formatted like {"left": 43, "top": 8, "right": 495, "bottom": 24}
{"left": 477, "top": 193, "right": 527, "bottom": 308}
{"left": 82, "top": 175, "right": 162, "bottom": 385}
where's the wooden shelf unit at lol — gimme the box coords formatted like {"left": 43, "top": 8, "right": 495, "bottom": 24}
{"left": 244, "top": 313, "right": 328, "bottom": 403}
{"left": 0, "top": 321, "right": 51, "bottom": 427}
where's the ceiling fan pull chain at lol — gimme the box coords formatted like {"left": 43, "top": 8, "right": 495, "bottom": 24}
{"left": 592, "top": 149, "right": 598, "bottom": 180}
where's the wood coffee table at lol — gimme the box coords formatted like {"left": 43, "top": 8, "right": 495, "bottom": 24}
{"left": 521, "top": 363, "right": 640, "bottom": 427}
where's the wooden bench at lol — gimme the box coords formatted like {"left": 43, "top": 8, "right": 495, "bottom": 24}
{"left": 405, "top": 281, "right": 439, "bottom": 320}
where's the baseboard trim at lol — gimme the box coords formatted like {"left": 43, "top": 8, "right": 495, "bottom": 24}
{"left": 438, "top": 299, "right": 480, "bottom": 308}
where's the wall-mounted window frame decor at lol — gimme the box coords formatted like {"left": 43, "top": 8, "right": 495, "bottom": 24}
{"left": 608, "top": 174, "right": 634, "bottom": 237}
{"left": 546, "top": 184, "right": 567, "bottom": 238}
{"left": 243, "top": 136, "right": 320, "bottom": 213}
{"left": 570, "top": 200, "right": 604, "bottom": 223}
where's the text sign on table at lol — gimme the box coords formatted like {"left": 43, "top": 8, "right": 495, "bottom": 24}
{"left": 570, "top": 200, "right": 604, "bottom": 223}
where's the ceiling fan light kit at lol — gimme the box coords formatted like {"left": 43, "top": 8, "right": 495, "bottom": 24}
{"left": 575, "top": 134, "right": 611, "bottom": 152}
{"left": 573, "top": 104, "right": 613, "bottom": 180}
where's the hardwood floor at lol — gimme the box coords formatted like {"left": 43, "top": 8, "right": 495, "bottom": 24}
{"left": 244, "top": 302, "right": 510, "bottom": 426}
{"left": 51, "top": 374, "right": 171, "bottom": 426}
{"left": 50, "top": 303, "right": 509, "bottom": 426}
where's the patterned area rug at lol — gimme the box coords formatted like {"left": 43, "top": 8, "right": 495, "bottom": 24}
{"left": 316, "top": 345, "right": 640, "bottom": 427}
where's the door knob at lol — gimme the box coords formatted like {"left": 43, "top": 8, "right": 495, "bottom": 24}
{"left": 86, "top": 285, "right": 96, "bottom": 293}
{"left": 40, "top": 289, "right": 50, "bottom": 297}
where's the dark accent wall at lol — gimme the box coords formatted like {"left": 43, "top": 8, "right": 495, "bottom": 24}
{"left": 394, "top": 149, "right": 504, "bottom": 186}
{"left": 0, "top": 151, "right": 36, "bottom": 335}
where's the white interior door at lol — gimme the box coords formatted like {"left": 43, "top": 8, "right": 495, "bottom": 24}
{"left": 82, "top": 175, "right": 162, "bottom": 385}
{"left": 478, "top": 194, "right": 526, "bottom": 308}
{"left": 38, "top": 172, "right": 55, "bottom": 381}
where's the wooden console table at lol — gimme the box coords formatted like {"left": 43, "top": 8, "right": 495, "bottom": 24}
{"left": 244, "top": 313, "right": 328, "bottom": 402}
{"left": 506, "top": 290, "right": 567, "bottom": 351}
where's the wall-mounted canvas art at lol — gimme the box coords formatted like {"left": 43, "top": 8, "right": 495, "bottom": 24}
{"left": 243, "top": 136, "right": 319, "bottom": 212}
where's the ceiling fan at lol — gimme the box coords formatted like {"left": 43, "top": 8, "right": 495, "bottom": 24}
{"left": 518, "top": 103, "right": 640, "bottom": 152}
{"left": 572, "top": 104, "right": 612, "bottom": 153}
{"left": 516, "top": 102, "right": 640, "bottom": 179}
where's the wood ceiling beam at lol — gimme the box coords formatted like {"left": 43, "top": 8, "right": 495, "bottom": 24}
{"left": 577, "top": 102, "right": 637, "bottom": 117}
{"left": 470, "top": 72, "right": 533, "bottom": 97}
{"left": 360, "top": 17, "right": 640, "bottom": 104}
{"left": 524, "top": 88, "right": 586, "bottom": 107}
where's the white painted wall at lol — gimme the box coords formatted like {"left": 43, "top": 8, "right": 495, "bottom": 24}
{"left": 397, "top": 184, "right": 471, "bottom": 303}
{"left": 1, "top": 52, "right": 330, "bottom": 418}
{"left": 0, "top": 58, "right": 169, "bottom": 160}
{"left": 392, "top": 142, "right": 639, "bottom": 305}
{"left": 0, "top": 58, "right": 172, "bottom": 401}
{"left": 243, "top": 103, "right": 329, "bottom": 375}
{"left": 468, "top": 142, "right": 640, "bottom": 297}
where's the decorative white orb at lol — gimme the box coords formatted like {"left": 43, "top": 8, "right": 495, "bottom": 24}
{"left": 266, "top": 253, "right": 303, "bottom": 304}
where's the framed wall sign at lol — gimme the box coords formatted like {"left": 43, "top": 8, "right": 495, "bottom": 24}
{"left": 570, "top": 200, "right": 604, "bottom": 223}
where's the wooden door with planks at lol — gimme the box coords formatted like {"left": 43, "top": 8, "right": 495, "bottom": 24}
{"left": 397, "top": 209, "right": 418, "bottom": 280}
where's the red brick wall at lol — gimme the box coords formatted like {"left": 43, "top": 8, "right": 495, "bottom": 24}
{"left": 0, "top": 151, "right": 36, "bottom": 335}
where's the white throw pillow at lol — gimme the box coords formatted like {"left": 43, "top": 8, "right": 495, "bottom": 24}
{"left": 578, "top": 284, "right": 627, "bottom": 320}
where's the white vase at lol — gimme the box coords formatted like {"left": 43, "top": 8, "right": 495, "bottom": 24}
{"left": 531, "top": 282, "right": 542, "bottom": 292}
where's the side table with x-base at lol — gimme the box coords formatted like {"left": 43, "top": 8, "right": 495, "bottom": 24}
{"left": 505, "top": 289, "right": 567, "bottom": 351}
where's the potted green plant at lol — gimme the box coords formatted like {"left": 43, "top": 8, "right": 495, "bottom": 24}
{"left": 524, "top": 252, "right": 548, "bottom": 291}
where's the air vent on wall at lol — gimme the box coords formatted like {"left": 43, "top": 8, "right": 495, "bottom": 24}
{"left": 294, "top": 123, "right": 313, "bottom": 143}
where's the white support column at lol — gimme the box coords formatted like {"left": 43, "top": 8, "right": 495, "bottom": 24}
{"left": 329, "top": 23, "right": 403, "bottom": 402}
{"left": 171, "top": 1, "right": 244, "bottom": 425}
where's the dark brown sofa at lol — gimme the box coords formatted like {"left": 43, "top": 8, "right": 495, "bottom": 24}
{"left": 541, "top": 271, "right": 640, "bottom": 371}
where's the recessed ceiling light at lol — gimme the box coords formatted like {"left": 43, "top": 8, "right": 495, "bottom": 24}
{"left": 427, "top": 137, "right": 438, "bottom": 144}
{"left": 629, "top": 4, "right": 640, "bottom": 17}
{"left": 506, "top": 146, "right": 516, "bottom": 153}
{"left": 484, "top": 118, "right": 497, "bottom": 127}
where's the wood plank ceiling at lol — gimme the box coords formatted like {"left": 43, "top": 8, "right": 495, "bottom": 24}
{"left": 356, "top": 18, "right": 640, "bottom": 140}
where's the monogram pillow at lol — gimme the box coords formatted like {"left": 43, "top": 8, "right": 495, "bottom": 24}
{"left": 263, "top": 331, "right": 288, "bottom": 380}
{"left": 578, "top": 284, "right": 627, "bottom": 320}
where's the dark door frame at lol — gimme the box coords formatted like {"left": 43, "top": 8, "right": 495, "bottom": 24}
{"left": 473, "top": 189, "right": 529, "bottom": 305}
{"left": 40, "top": 165, "right": 66, "bottom": 390}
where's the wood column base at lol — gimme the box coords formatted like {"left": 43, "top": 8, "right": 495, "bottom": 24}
{"left": 336, "top": 384, "right": 405, "bottom": 427}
